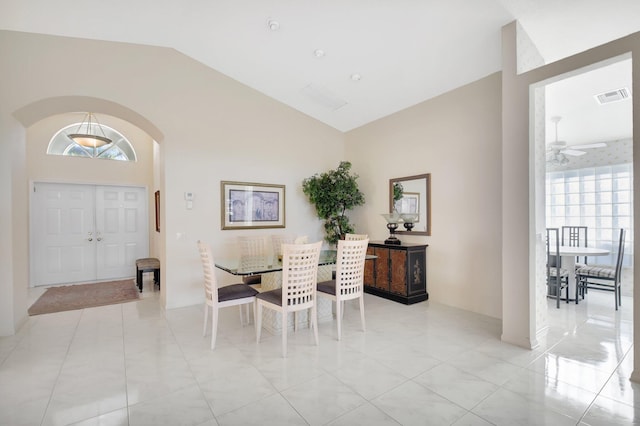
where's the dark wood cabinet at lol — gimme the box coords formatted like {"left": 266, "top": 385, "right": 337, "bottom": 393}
{"left": 364, "top": 241, "right": 428, "bottom": 304}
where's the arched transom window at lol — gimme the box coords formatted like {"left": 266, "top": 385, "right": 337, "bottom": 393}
{"left": 47, "top": 122, "right": 137, "bottom": 161}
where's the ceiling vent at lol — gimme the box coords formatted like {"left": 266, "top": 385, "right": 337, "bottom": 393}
{"left": 594, "top": 87, "right": 631, "bottom": 105}
{"left": 301, "top": 84, "right": 348, "bottom": 111}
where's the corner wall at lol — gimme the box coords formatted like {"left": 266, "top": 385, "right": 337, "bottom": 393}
{"left": 345, "top": 73, "right": 503, "bottom": 319}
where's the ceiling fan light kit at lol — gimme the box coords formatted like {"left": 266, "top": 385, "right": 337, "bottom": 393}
{"left": 546, "top": 116, "right": 606, "bottom": 165}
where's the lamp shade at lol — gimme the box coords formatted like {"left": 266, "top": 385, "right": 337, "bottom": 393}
{"left": 68, "top": 113, "right": 112, "bottom": 148}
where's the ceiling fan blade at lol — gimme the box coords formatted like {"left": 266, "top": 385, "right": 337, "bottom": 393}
{"left": 570, "top": 142, "right": 607, "bottom": 150}
{"left": 562, "top": 149, "right": 586, "bottom": 156}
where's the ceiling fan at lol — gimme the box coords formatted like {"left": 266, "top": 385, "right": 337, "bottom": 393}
{"left": 546, "top": 116, "right": 606, "bottom": 165}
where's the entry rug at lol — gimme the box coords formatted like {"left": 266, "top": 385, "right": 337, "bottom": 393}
{"left": 28, "top": 279, "right": 140, "bottom": 316}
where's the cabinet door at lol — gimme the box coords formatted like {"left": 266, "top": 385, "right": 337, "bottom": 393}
{"left": 389, "top": 249, "right": 407, "bottom": 295}
{"left": 364, "top": 246, "right": 375, "bottom": 286}
{"left": 407, "top": 248, "right": 426, "bottom": 295}
{"left": 374, "top": 247, "right": 390, "bottom": 290}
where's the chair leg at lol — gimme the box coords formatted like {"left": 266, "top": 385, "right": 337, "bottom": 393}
{"left": 211, "top": 306, "right": 219, "bottom": 349}
{"left": 336, "top": 299, "right": 342, "bottom": 341}
{"left": 256, "top": 303, "right": 263, "bottom": 342}
{"left": 359, "top": 295, "right": 366, "bottom": 332}
{"left": 312, "top": 305, "right": 319, "bottom": 347}
{"left": 618, "top": 282, "right": 622, "bottom": 308}
{"left": 294, "top": 311, "right": 298, "bottom": 332}
{"left": 203, "top": 304, "right": 209, "bottom": 337}
{"left": 253, "top": 302, "right": 258, "bottom": 335}
{"left": 238, "top": 305, "right": 245, "bottom": 326}
{"left": 282, "top": 311, "right": 288, "bottom": 357}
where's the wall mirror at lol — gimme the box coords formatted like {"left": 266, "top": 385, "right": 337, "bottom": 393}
{"left": 389, "top": 173, "right": 431, "bottom": 236}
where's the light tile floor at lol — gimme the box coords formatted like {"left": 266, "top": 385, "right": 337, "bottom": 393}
{"left": 0, "top": 280, "right": 637, "bottom": 425}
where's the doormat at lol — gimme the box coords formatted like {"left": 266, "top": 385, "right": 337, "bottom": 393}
{"left": 28, "top": 279, "right": 140, "bottom": 316}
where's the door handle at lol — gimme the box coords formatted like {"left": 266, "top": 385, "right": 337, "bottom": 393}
{"left": 87, "top": 232, "right": 93, "bottom": 242}
{"left": 96, "top": 232, "right": 102, "bottom": 242}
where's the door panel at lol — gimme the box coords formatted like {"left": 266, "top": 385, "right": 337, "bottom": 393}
{"left": 31, "top": 183, "right": 148, "bottom": 286}
{"left": 95, "top": 186, "right": 148, "bottom": 280}
{"left": 31, "top": 183, "right": 96, "bottom": 286}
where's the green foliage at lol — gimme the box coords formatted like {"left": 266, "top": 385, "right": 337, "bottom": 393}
{"left": 302, "top": 161, "right": 365, "bottom": 245}
{"left": 393, "top": 182, "right": 404, "bottom": 202}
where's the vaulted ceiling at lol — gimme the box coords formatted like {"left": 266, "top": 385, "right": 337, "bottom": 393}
{"left": 1, "top": 0, "right": 639, "bottom": 137}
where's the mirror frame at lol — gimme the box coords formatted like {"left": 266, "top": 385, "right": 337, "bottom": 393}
{"left": 389, "top": 173, "right": 431, "bottom": 236}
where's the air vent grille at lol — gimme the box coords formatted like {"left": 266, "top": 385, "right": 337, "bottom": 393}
{"left": 595, "top": 87, "right": 631, "bottom": 105}
{"left": 301, "top": 84, "right": 347, "bottom": 111}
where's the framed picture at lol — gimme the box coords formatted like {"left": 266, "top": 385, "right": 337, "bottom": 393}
{"left": 154, "top": 190, "right": 160, "bottom": 232}
{"left": 221, "top": 181, "right": 285, "bottom": 230}
{"left": 394, "top": 192, "right": 420, "bottom": 218}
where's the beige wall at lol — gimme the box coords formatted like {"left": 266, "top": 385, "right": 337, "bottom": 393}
{"left": 345, "top": 73, "right": 503, "bottom": 319}
{"left": 26, "top": 114, "right": 154, "bottom": 188}
{"left": 0, "top": 29, "right": 344, "bottom": 333}
{"left": 501, "top": 24, "right": 640, "bottom": 378}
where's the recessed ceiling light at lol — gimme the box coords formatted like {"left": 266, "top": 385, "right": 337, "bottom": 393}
{"left": 314, "top": 49, "right": 325, "bottom": 58}
{"left": 350, "top": 73, "right": 362, "bottom": 81}
{"left": 267, "top": 19, "right": 280, "bottom": 31}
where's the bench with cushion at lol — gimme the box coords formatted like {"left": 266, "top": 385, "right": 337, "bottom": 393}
{"left": 136, "top": 257, "right": 160, "bottom": 292}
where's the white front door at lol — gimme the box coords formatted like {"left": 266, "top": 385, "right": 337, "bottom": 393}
{"left": 31, "top": 183, "right": 148, "bottom": 286}
{"left": 95, "top": 186, "right": 148, "bottom": 280}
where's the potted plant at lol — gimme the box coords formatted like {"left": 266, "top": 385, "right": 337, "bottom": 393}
{"left": 302, "top": 161, "right": 365, "bottom": 245}
{"left": 392, "top": 182, "right": 404, "bottom": 210}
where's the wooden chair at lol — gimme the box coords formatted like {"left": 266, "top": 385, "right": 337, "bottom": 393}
{"left": 256, "top": 241, "right": 322, "bottom": 357}
{"left": 547, "top": 228, "right": 570, "bottom": 309}
{"left": 317, "top": 238, "right": 369, "bottom": 340}
{"left": 576, "top": 228, "right": 626, "bottom": 310}
{"left": 197, "top": 240, "right": 258, "bottom": 349}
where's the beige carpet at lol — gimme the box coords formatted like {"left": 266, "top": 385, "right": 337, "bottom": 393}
{"left": 28, "top": 279, "right": 140, "bottom": 316}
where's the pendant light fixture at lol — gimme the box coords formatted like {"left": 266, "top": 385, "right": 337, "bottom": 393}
{"left": 68, "top": 112, "right": 112, "bottom": 148}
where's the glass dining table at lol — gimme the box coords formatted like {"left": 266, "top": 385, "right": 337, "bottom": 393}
{"left": 215, "top": 250, "right": 375, "bottom": 333}
{"left": 214, "top": 249, "right": 346, "bottom": 277}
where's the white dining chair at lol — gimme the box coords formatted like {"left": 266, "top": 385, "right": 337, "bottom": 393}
{"left": 316, "top": 238, "right": 369, "bottom": 340}
{"left": 237, "top": 235, "right": 269, "bottom": 288}
{"left": 344, "top": 233, "right": 368, "bottom": 241}
{"left": 256, "top": 241, "right": 322, "bottom": 357}
{"left": 197, "top": 240, "right": 258, "bottom": 349}
{"left": 271, "top": 234, "right": 296, "bottom": 262}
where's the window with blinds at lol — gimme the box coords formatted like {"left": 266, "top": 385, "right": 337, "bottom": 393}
{"left": 546, "top": 163, "right": 633, "bottom": 267}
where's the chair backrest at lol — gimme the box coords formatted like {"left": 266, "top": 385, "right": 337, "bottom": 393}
{"left": 335, "top": 238, "right": 369, "bottom": 299}
{"left": 614, "top": 228, "right": 626, "bottom": 282}
{"left": 546, "top": 228, "right": 562, "bottom": 276}
{"left": 344, "top": 233, "right": 369, "bottom": 241}
{"left": 238, "top": 236, "right": 268, "bottom": 271}
{"left": 271, "top": 234, "right": 296, "bottom": 260}
{"left": 562, "top": 226, "right": 588, "bottom": 263}
{"left": 281, "top": 241, "right": 322, "bottom": 310}
{"left": 197, "top": 240, "right": 218, "bottom": 305}
{"left": 561, "top": 226, "right": 588, "bottom": 247}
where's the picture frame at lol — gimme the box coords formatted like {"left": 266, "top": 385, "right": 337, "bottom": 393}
{"left": 221, "top": 181, "right": 285, "bottom": 230}
{"left": 154, "top": 190, "right": 160, "bottom": 232}
{"left": 394, "top": 191, "right": 420, "bottom": 219}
